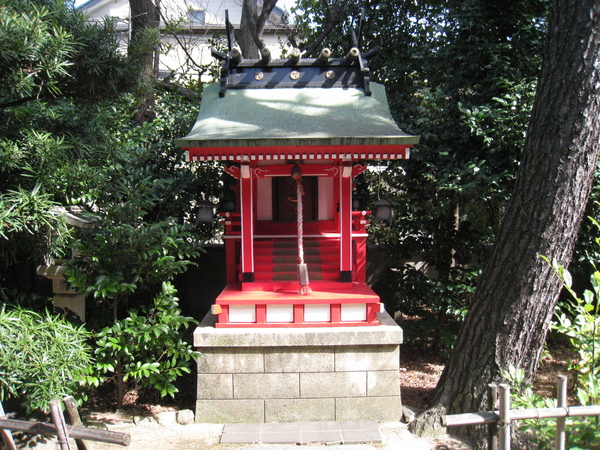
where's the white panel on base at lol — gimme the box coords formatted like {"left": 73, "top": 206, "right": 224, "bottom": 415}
{"left": 229, "top": 305, "right": 256, "bottom": 323}
{"left": 304, "top": 304, "right": 331, "bottom": 322}
{"left": 266, "top": 304, "right": 294, "bottom": 323}
{"left": 341, "top": 303, "right": 367, "bottom": 322}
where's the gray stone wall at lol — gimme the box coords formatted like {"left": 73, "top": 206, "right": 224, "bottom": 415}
{"left": 194, "top": 312, "right": 403, "bottom": 423}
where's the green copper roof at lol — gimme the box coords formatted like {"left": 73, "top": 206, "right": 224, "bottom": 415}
{"left": 175, "top": 82, "right": 419, "bottom": 150}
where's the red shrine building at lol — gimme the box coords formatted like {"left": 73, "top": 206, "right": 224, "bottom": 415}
{"left": 176, "top": 45, "right": 419, "bottom": 329}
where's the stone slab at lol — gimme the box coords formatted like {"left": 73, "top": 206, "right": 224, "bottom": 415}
{"left": 194, "top": 311, "right": 403, "bottom": 347}
{"left": 53, "top": 294, "right": 85, "bottom": 321}
{"left": 219, "top": 420, "right": 382, "bottom": 445}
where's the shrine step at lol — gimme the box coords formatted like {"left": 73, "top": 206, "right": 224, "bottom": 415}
{"left": 241, "top": 280, "right": 354, "bottom": 292}
{"left": 254, "top": 239, "right": 339, "bottom": 249}
{"left": 254, "top": 254, "right": 340, "bottom": 264}
{"left": 248, "top": 238, "right": 343, "bottom": 288}
{"left": 254, "top": 262, "right": 339, "bottom": 272}
{"left": 254, "top": 271, "right": 339, "bottom": 282}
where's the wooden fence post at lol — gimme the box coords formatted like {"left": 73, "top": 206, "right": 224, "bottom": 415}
{"left": 0, "top": 418, "right": 130, "bottom": 445}
{"left": 488, "top": 383, "right": 499, "bottom": 450}
{"left": 0, "top": 401, "right": 17, "bottom": 450}
{"left": 556, "top": 375, "right": 567, "bottom": 450}
{"left": 498, "top": 384, "right": 511, "bottom": 450}
{"left": 63, "top": 396, "right": 88, "bottom": 450}
{"left": 50, "top": 399, "right": 73, "bottom": 450}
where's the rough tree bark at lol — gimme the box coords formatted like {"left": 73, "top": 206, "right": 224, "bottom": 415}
{"left": 129, "top": 0, "right": 160, "bottom": 123}
{"left": 410, "top": 0, "right": 600, "bottom": 446}
{"left": 238, "top": 0, "right": 279, "bottom": 58}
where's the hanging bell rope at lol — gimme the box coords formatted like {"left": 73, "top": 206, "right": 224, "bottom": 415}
{"left": 291, "top": 164, "right": 311, "bottom": 295}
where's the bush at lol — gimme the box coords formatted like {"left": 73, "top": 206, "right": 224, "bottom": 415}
{"left": 503, "top": 255, "right": 600, "bottom": 449}
{"left": 82, "top": 282, "right": 201, "bottom": 408}
{"left": 0, "top": 306, "right": 92, "bottom": 413}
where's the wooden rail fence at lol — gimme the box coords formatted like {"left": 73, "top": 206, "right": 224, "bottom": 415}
{"left": 442, "top": 375, "right": 600, "bottom": 450}
{"left": 0, "top": 396, "right": 130, "bottom": 450}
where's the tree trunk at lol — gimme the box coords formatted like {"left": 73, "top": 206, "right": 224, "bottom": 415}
{"left": 115, "top": 358, "right": 125, "bottom": 410}
{"left": 128, "top": 0, "right": 159, "bottom": 123}
{"left": 238, "top": 0, "right": 278, "bottom": 59}
{"left": 410, "top": 0, "right": 600, "bottom": 446}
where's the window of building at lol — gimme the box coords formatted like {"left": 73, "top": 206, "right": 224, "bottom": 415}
{"left": 189, "top": 10, "right": 205, "bottom": 24}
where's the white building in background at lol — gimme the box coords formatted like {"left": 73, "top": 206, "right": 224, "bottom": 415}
{"left": 79, "top": 0, "right": 290, "bottom": 81}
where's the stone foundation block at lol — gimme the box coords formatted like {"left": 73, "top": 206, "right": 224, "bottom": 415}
{"left": 367, "top": 371, "right": 401, "bottom": 397}
{"left": 234, "top": 373, "right": 300, "bottom": 399}
{"left": 334, "top": 345, "right": 400, "bottom": 371}
{"left": 197, "top": 347, "right": 263, "bottom": 373}
{"left": 194, "top": 312, "right": 403, "bottom": 423}
{"left": 265, "top": 398, "right": 335, "bottom": 422}
{"left": 264, "top": 347, "right": 335, "bottom": 373}
{"left": 196, "top": 373, "right": 233, "bottom": 399}
{"left": 195, "top": 399, "right": 264, "bottom": 423}
{"left": 300, "top": 372, "right": 367, "bottom": 398}
{"left": 335, "top": 396, "right": 402, "bottom": 422}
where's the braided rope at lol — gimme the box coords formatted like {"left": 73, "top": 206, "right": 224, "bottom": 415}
{"left": 296, "top": 178, "right": 311, "bottom": 294}
{"left": 297, "top": 178, "right": 304, "bottom": 265}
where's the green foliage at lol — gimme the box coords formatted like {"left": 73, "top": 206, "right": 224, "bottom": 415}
{"left": 502, "top": 254, "right": 600, "bottom": 449}
{"left": 65, "top": 142, "right": 205, "bottom": 324}
{"left": 0, "top": 306, "right": 93, "bottom": 413}
{"left": 545, "top": 256, "right": 600, "bottom": 406}
{"left": 82, "top": 282, "right": 200, "bottom": 401}
{"left": 0, "top": 0, "right": 75, "bottom": 104}
{"left": 67, "top": 215, "right": 201, "bottom": 315}
{"left": 0, "top": 183, "right": 72, "bottom": 265}
{"left": 501, "top": 365, "right": 559, "bottom": 449}
{"left": 0, "top": 0, "right": 210, "bottom": 411}
{"left": 61, "top": 135, "right": 205, "bottom": 406}
{"left": 375, "top": 264, "right": 474, "bottom": 353}
{"left": 504, "top": 363, "right": 600, "bottom": 449}
{"left": 292, "top": 0, "right": 549, "bottom": 323}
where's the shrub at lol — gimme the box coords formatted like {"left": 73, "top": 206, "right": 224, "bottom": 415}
{"left": 503, "top": 255, "right": 600, "bottom": 449}
{"left": 0, "top": 306, "right": 92, "bottom": 413}
{"left": 81, "top": 282, "right": 201, "bottom": 408}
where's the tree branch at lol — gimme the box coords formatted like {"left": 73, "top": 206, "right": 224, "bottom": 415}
{"left": 156, "top": 7, "right": 203, "bottom": 71}
{"left": 301, "top": 0, "right": 351, "bottom": 57}
{"left": 157, "top": 78, "right": 200, "bottom": 103}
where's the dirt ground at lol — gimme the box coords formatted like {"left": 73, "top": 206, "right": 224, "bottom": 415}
{"left": 5, "top": 326, "right": 571, "bottom": 449}
{"left": 7, "top": 342, "right": 472, "bottom": 450}
{"left": 10, "top": 419, "right": 472, "bottom": 449}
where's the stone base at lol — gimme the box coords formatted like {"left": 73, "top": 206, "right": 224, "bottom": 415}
{"left": 194, "top": 311, "right": 403, "bottom": 423}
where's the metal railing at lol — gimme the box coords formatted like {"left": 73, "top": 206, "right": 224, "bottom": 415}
{"left": 442, "top": 375, "right": 600, "bottom": 450}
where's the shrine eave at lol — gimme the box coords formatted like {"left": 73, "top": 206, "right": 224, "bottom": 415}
{"left": 182, "top": 143, "right": 412, "bottom": 162}
{"left": 175, "top": 82, "right": 419, "bottom": 161}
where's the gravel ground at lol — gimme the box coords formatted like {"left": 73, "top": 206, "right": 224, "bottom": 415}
{"left": 11, "top": 419, "right": 471, "bottom": 449}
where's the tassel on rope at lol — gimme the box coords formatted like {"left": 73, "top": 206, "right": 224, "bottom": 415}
{"left": 292, "top": 165, "right": 311, "bottom": 295}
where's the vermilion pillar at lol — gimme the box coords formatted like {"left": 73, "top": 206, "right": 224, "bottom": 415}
{"left": 240, "top": 164, "right": 254, "bottom": 281}
{"left": 339, "top": 165, "right": 353, "bottom": 281}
